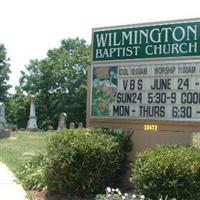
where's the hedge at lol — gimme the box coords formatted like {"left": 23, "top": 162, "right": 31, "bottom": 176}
{"left": 130, "top": 145, "right": 200, "bottom": 200}
{"left": 45, "top": 128, "right": 132, "bottom": 197}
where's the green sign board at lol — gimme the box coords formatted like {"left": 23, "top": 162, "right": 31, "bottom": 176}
{"left": 92, "top": 20, "right": 200, "bottom": 61}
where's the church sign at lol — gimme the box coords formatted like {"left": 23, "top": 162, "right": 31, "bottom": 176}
{"left": 89, "top": 19, "right": 200, "bottom": 123}
{"left": 93, "top": 20, "right": 200, "bottom": 61}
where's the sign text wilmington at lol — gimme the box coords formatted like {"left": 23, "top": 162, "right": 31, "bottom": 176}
{"left": 93, "top": 21, "right": 200, "bottom": 61}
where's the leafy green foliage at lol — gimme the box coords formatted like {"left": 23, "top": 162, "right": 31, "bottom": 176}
{"left": 45, "top": 128, "right": 132, "bottom": 197}
{"left": 7, "top": 86, "right": 29, "bottom": 128}
{"left": 17, "top": 154, "right": 46, "bottom": 190}
{"left": 17, "top": 38, "right": 90, "bottom": 130}
{"left": 94, "top": 128, "right": 132, "bottom": 182}
{"left": 0, "top": 44, "right": 11, "bottom": 102}
{"left": 131, "top": 145, "right": 200, "bottom": 200}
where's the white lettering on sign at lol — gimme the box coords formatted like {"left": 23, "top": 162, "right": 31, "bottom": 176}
{"left": 95, "top": 26, "right": 197, "bottom": 47}
{"left": 93, "top": 21, "right": 200, "bottom": 61}
{"left": 145, "top": 42, "right": 197, "bottom": 55}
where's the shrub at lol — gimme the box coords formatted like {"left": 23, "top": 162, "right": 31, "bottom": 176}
{"left": 17, "top": 154, "right": 46, "bottom": 190}
{"left": 95, "top": 128, "right": 132, "bottom": 182}
{"left": 130, "top": 145, "right": 200, "bottom": 200}
{"left": 45, "top": 128, "right": 132, "bottom": 197}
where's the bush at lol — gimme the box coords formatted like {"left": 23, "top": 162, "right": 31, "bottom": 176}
{"left": 17, "top": 154, "right": 46, "bottom": 190}
{"left": 130, "top": 145, "right": 200, "bottom": 200}
{"left": 96, "top": 128, "right": 132, "bottom": 182}
{"left": 45, "top": 128, "right": 132, "bottom": 197}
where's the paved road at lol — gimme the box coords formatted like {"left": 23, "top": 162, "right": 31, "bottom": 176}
{"left": 0, "top": 163, "right": 28, "bottom": 200}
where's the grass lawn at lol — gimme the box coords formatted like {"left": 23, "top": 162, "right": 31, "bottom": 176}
{"left": 1, "top": 131, "right": 200, "bottom": 174}
{"left": 0, "top": 131, "right": 52, "bottom": 174}
{"left": 0, "top": 131, "right": 96, "bottom": 200}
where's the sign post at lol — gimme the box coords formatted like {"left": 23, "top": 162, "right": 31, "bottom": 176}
{"left": 87, "top": 18, "right": 200, "bottom": 186}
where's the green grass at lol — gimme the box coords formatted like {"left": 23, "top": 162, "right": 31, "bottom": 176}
{"left": 1, "top": 131, "right": 200, "bottom": 175}
{"left": 0, "top": 131, "right": 53, "bottom": 173}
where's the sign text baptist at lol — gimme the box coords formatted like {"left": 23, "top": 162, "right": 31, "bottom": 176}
{"left": 93, "top": 21, "right": 200, "bottom": 61}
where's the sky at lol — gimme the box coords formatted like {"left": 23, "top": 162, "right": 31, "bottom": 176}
{"left": 0, "top": 0, "right": 200, "bottom": 92}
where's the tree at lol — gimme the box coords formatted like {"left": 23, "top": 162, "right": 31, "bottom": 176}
{"left": 19, "top": 38, "right": 90, "bottom": 130}
{"left": 7, "top": 86, "right": 29, "bottom": 128}
{"left": 0, "top": 44, "right": 11, "bottom": 102}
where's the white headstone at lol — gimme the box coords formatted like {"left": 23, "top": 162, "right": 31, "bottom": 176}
{"left": 0, "top": 103, "right": 6, "bottom": 129}
{"left": 27, "top": 95, "right": 38, "bottom": 131}
{"left": 69, "top": 122, "right": 75, "bottom": 129}
{"left": 78, "top": 122, "right": 83, "bottom": 128}
{"left": 57, "top": 113, "right": 67, "bottom": 130}
{"left": 0, "top": 102, "right": 10, "bottom": 138}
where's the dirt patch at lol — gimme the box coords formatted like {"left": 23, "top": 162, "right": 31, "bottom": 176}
{"left": 29, "top": 190, "right": 46, "bottom": 200}
{"left": 29, "top": 190, "right": 93, "bottom": 200}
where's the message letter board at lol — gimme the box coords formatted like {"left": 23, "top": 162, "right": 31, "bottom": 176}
{"left": 89, "top": 19, "right": 200, "bottom": 123}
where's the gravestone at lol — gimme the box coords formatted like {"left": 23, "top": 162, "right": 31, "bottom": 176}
{"left": 0, "top": 103, "right": 6, "bottom": 129}
{"left": 78, "top": 122, "right": 83, "bottom": 128}
{"left": 0, "top": 103, "right": 10, "bottom": 138}
{"left": 57, "top": 113, "right": 67, "bottom": 130}
{"left": 27, "top": 95, "right": 38, "bottom": 131}
{"left": 69, "top": 122, "right": 75, "bottom": 129}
